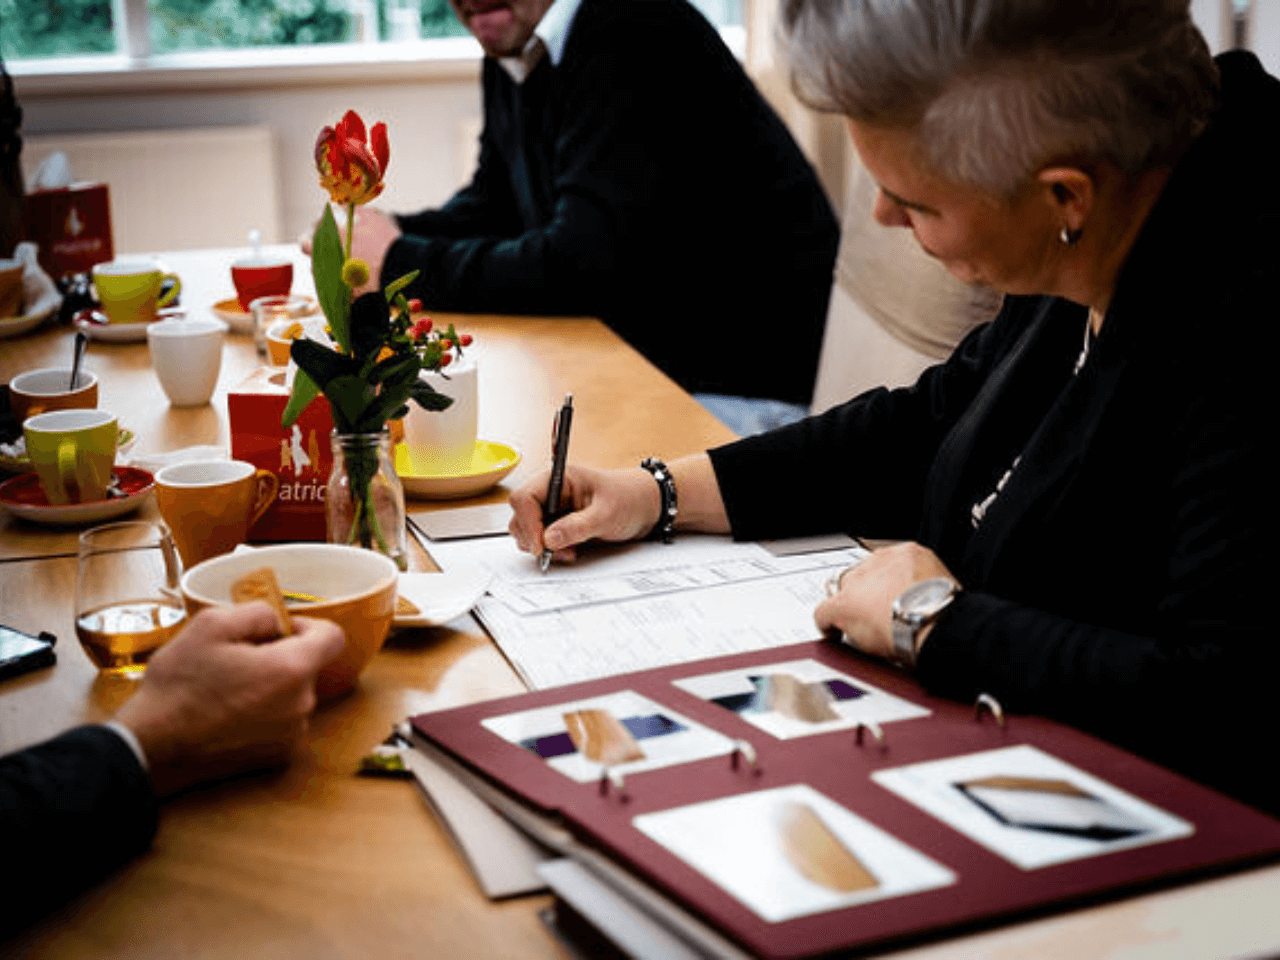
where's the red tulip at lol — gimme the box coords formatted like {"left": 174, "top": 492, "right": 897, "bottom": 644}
{"left": 315, "top": 110, "right": 390, "bottom": 206}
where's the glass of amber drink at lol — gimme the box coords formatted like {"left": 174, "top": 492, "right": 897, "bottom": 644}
{"left": 75, "top": 521, "right": 187, "bottom": 675}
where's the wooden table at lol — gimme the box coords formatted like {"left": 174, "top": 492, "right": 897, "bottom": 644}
{"left": 4, "top": 247, "right": 1280, "bottom": 960}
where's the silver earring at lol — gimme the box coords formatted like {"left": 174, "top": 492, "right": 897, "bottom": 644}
{"left": 1059, "top": 225, "right": 1081, "bottom": 246}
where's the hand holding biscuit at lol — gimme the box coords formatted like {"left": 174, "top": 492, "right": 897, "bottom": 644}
{"left": 115, "top": 604, "right": 345, "bottom": 796}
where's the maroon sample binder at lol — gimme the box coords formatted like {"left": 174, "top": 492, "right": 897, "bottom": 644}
{"left": 412, "top": 640, "right": 1280, "bottom": 959}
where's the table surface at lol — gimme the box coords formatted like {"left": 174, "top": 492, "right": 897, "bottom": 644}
{"left": 3, "top": 247, "right": 1279, "bottom": 960}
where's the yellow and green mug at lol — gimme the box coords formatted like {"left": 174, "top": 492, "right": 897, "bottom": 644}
{"left": 92, "top": 259, "right": 181, "bottom": 324}
{"left": 23, "top": 409, "right": 119, "bottom": 505}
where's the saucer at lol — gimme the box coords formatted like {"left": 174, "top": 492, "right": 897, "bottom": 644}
{"left": 0, "top": 298, "right": 60, "bottom": 340}
{"left": 394, "top": 440, "right": 521, "bottom": 500}
{"left": 393, "top": 567, "right": 492, "bottom": 629}
{"left": 213, "top": 294, "right": 317, "bottom": 334}
{"left": 74, "top": 308, "right": 183, "bottom": 342}
{"left": 0, "top": 466, "right": 155, "bottom": 525}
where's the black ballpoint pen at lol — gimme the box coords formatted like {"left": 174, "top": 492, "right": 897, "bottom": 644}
{"left": 540, "top": 394, "right": 574, "bottom": 572}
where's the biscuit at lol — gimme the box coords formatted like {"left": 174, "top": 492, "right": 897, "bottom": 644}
{"left": 230, "top": 566, "right": 293, "bottom": 637}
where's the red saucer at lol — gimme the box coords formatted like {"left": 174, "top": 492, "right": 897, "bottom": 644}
{"left": 0, "top": 466, "right": 155, "bottom": 525}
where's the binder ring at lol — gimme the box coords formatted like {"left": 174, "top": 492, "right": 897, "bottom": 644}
{"left": 599, "top": 767, "right": 626, "bottom": 796}
{"left": 974, "top": 692, "right": 1005, "bottom": 726}
{"left": 730, "top": 739, "right": 758, "bottom": 770}
{"left": 855, "top": 720, "right": 884, "bottom": 746}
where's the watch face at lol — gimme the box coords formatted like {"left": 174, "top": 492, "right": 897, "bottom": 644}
{"left": 899, "top": 577, "right": 957, "bottom": 617}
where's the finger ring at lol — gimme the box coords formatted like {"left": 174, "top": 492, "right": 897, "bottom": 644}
{"left": 824, "top": 564, "right": 858, "bottom": 598}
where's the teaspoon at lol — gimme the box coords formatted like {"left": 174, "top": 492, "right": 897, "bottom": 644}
{"left": 69, "top": 330, "right": 88, "bottom": 391}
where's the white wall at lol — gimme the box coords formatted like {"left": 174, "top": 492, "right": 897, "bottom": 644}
{"left": 16, "top": 70, "right": 483, "bottom": 246}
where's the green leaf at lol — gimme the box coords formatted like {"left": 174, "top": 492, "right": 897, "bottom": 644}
{"left": 358, "top": 378, "right": 418, "bottom": 432}
{"left": 312, "top": 205, "right": 351, "bottom": 354}
{"left": 323, "top": 374, "right": 377, "bottom": 431}
{"left": 368, "top": 352, "right": 419, "bottom": 386}
{"left": 410, "top": 379, "right": 455, "bottom": 412}
{"left": 384, "top": 270, "right": 420, "bottom": 302}
{"left": 291, "top": 337, "right": 362, "bottom": 392}
{"left": 282, "top": 369, "right": 321, "bottom": 427}
{"left": 349, "top": 290, "right": 392, "bottom": 364}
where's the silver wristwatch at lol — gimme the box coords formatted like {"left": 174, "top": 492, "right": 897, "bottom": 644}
{"left": 891, "top": 577, "right": 959, "bottom": 669}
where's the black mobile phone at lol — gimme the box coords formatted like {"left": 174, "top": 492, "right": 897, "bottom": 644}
{"left": 0, "top": 624, "right": 57, "bottom": 681}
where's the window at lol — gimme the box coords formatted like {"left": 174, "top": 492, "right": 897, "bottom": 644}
{"left": 2, "top": 0, "right": 738, "bottom": 62}
{"left": 1, "top": 0, "right": 115, "bottom": 59}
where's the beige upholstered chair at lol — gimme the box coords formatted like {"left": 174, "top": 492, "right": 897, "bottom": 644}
{"left": 810, "top": 157, "right": 1002, "bottom": 413}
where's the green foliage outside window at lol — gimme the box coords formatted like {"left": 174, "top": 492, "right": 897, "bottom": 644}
{"left": 414, "top": 0, "right": 467, "bottom": 39}
{"left": 1, "top": 0, "right": 115, "bottom": 59}
{"left": 3, "top": 0, "right": 735, "bottom": 60}
{"left": 150, "top": 0, "right": 352, "bottom": 50}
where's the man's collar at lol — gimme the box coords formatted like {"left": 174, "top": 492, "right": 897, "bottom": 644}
{"left": 497, "top": 0, "right": 583, "bottom": 82}
{"left": 534, "top": 0, "right": 583, "bottom": 65}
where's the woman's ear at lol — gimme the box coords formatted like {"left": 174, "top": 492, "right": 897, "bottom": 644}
{"left": 1037, "top": 167, "right": 1095, "bottom": 235}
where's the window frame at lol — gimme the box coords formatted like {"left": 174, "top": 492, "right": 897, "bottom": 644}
{"left": 6, "top": 2, "right": 743, "bottom": 97}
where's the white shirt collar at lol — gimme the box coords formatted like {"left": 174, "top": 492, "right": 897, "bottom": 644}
{"left": 497, "top": 0, "right": 583, "bottom": 81}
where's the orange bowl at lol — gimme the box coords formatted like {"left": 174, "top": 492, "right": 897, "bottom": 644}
{"left": 180, "top": 543, "right": 399, "bottom": 697}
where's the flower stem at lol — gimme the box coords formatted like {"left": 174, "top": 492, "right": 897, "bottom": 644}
{"left": 344, "top": 202, "right": 356, "bottom": 262}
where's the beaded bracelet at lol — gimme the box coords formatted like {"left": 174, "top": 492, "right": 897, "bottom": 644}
{"left": 639, "top": 457, "right": 678, "bottom": 543}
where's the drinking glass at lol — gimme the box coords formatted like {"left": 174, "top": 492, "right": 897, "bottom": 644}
{"left": 75, "top": 520, "right": 187, "bottom": 675}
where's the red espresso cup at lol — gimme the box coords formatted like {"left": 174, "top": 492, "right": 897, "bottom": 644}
{"left": 231, "top": 257, "right": 294, "bottom": 311}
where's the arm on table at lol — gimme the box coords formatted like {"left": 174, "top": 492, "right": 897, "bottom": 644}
{"left": 0, "top": 605, "right": 344, "bottom": 938}
{"left": 378, "top": 43, "right": 697, "bottom": 316}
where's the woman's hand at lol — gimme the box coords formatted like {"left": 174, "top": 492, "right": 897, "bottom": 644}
{"left": 508, "top": 464, "right": 662, "bottom": 564}
{"left": 814, "top": 542, "right": 957, "bottom": 660}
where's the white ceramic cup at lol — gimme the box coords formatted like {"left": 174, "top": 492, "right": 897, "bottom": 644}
{"left": 401, "top": 353, "right": 478, "bottom": 475}
{"left": 146, "top": 317, "right": 228, "bottom": 407}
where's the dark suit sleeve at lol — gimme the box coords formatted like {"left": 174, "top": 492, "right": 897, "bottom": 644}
{"left": 381, "top": 44, "right": 646, "bottom": 316}
{"left": 0, "top": 726, "right": 158, "bottom": 939}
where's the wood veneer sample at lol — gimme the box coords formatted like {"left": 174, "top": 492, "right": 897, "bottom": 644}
{"left": 563, "top": 709, "right": 646, "bottom": 765}
{"left": 763, "top": 673, "right": 840, "bottom": 723}
{"left": 777, "top": 801, "right": 878, "bottom": 893}
{"left": 961, "top": 776, "right": 1092, "bottom": 797}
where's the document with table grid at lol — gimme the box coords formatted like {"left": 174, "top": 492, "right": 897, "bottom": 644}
{"left": 423, "top": 533, "right": 866, "bottom": 689}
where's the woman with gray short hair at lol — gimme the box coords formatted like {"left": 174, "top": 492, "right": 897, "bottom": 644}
{"left": 508, "top": 0, "right": 1280, "bottom": 813}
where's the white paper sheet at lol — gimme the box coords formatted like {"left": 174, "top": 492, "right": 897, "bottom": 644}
{"left": 633, "top": 784, "right": 955, "bottom": 923}
{"left": 426, "top": 535, "right": 866, "bottom": 689}
{"left": 872, "top": 745, "right": 1194, "bottom": 869}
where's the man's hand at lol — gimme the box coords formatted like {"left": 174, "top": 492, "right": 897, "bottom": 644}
{"left": 346, "top": 208, "right": 402, "bottom": 295}
{"left": 814, "top": 542, "right": 957, "bottom": 660}
{"left": 299, "top": 207, "right": 402, "bottom": 297}
{"left": 115, "top": 604, "right": 345, "bottom": 797}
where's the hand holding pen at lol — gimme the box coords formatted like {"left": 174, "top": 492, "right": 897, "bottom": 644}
{"left": 540, "top": 394, "right": 574, "bottom": 572}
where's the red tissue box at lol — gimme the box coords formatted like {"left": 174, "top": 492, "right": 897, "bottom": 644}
{"left": 228, "top": 367, "right": 334, "bottom": 542}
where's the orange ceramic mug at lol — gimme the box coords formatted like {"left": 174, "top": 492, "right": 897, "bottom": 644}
{"left": 8, "top": 367, "right": 99, "bottom": 423}
{"left": 155, "top": 459, "right": 279, "bottom": 567}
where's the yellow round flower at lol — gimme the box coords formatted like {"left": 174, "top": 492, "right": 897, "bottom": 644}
{"left": 342, "top": 258, "right": 370, "bottom": 288}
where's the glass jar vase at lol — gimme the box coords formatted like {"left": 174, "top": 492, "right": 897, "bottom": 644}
{"left": 326, "top": 429, "right": 407, "bottom": 570}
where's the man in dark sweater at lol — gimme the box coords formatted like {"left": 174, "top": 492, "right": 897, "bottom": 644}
{"left": 349, "top": 0, "right": 839, "bottom": 433}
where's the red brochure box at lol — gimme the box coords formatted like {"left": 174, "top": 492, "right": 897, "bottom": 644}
{"left": 22, "top": 182, "right": 115, "bottom": 280}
